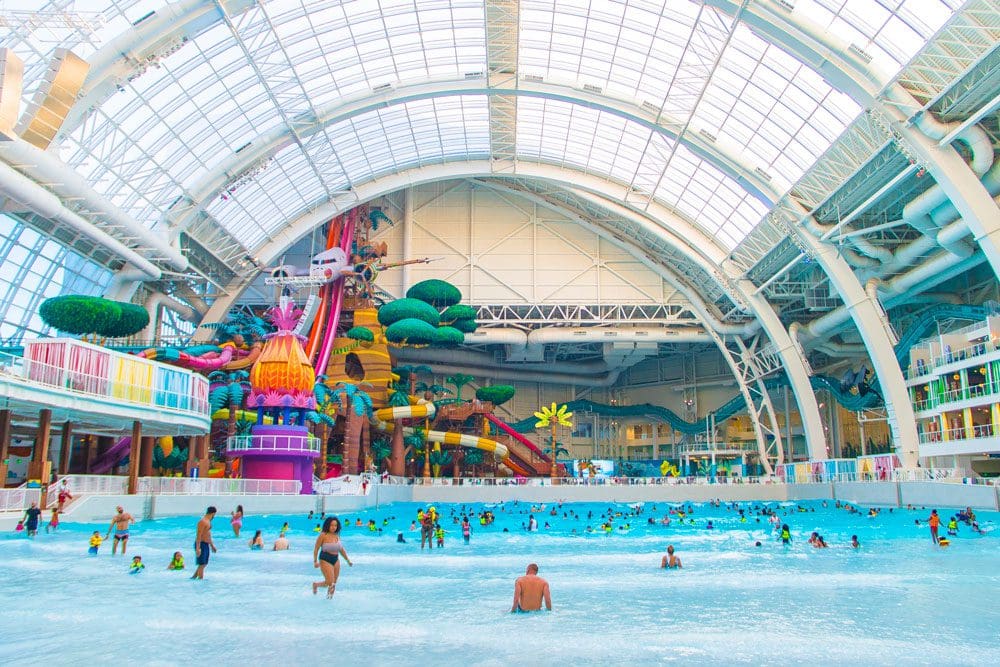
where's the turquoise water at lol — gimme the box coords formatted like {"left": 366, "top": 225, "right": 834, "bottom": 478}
{"left": 1, "top": 500, "right": 997, "bottom": 665}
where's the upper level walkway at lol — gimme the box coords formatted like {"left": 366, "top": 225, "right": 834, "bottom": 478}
{"left": 0, "top": 338, "right": 210, "bottom": 436}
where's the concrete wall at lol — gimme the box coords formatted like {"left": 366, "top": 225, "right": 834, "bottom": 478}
{"left": 786, "top": 483, "right": 833, "bottom": 501}
{"left": 410, "top": 483, "right": 789, "bottom": 504}
{"left": 832, "top": 482, "right": 900, "bottom": 506}
{"left": 898, "top": 482, "right": 999, "bottom": 510}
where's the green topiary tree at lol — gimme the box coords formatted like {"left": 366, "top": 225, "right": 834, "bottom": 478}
{"left": 39, "top": 295, "right": 122, "bottom": 337}
{"left": 433, "top": 326, "right": 465, "bottom": 347}
{"left": 475, "top": 384, "right": 516, "bottom": 406}
{"left": 385, "top": 318, "right": 438, "bottom": 346}
{"left": 440, "top": 304, "right": 477, "bottom": 324}
{"left": 377, "top": 298, "right": 440, "bottom": 327}
{"left": 451, "top": 318, "right": 478, "bottom": 333}
{"left": 345, "top": 326, "right": 375, "bottom": 343}
{"left": 406, "top": 279, "right": 462, "bottom": 308}
{"left": 101, "top": 302, "right": 150, "bottom": 337}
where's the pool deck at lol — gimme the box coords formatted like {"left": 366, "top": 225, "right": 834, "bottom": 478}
{"left": 3, "top": 479, "right": 997, "bottom": 527}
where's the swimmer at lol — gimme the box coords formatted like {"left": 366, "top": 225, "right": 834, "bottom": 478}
{"left": 45, "top": 508, "right": 60, "bottom": 533}
{"left": 851, "top": 535, "right": 860, "bottom": 549}
{"left": 660, "top": 545, "right": 682, "bottom": 569}
{"left": 106, "top": 506, "right": 135, "bottom": 555}
{"left": 511, "top": 563, "right": 552, "bottom": 612}
{"left": 397, "top": 532, "right": 406, "bottom": 543}
{"left": 230, "top": 504, "right": 244, "bottom": 538}
{"left": 88, "top": 531, "right": 103, "bottom": 555}
{"left": 168, "top": 551, "right": 185, "bottom": 570}
{"left": 938, "top": 537, "right": 950, "bottom": 547}
{"left": 191, "top": 506, "right": 218, "bottom": 580}
{"left": 754, "top": 541, "right": 762, "bottom": 547}
{"left": 273, "top": 532, "right": 290, "bottom": 551}
{"left": 947, "top": 516, "right": 958, "bottom": 536}
{"left": 780, "top": 524, "right": 791, "bottom": 544}
{"left": 249, "top": 530, "right": 264, "bottom": 550}
{"left": 926, "top": 509, "right": 941, "bottom": 544}
{"left": 312, "top": 517, "right": 353, "bottom": 598}
{"left": 129, "top": 555, "right": 145, "bottom": 574}
{"left": 313, "top": 523, "right": 322, "bottom": 532}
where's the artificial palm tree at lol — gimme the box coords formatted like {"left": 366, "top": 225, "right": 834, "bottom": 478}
{"left": 370, "top": 435, "right": 391, "bottom": 473}
{"left": 208, "top": 369, "right": 251, "bottom": 440}
{"left": 330, "top": 382, "right": 375, "bottom": 474}
{"left": 393, "top": 364, "right": 432, "bottom": 395}
{"left": 463, "top": 447, "right": 484, "bottom": 477}
{"left": 387, "top": 382, "right": 412, "bottom": 476}
{"left": 445, "top": 373, "right": 475, "bottom": 400}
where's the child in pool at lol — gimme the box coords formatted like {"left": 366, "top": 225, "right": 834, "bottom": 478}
{"left": 129, "top": 556, "right": 145, "bottom": 574}
{"left": 168, "top": 552, "right": 185, "bottom": 570}
{"left": 780, "top": 524, "right": 791, "bottom": 544}
{"left": 851, "top": 535, "right": 860, "bottom": 549}
{"left": 45, "top": 509, "right": 60, "bottom": 533}
{"left": 88, "top": 531, "right": 103, "bottom": 555}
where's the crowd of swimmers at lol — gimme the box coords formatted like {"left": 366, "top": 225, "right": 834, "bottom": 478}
{"left": 13, "top": 495, "right": 994, "bottom": 603}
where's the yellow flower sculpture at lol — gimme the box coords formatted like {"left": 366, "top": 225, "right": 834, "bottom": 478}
{"left": 534, "top": 402, "right": 574, "bottom": 429}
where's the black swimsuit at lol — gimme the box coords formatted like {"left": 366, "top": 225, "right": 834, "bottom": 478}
{"left": 319, "top": 551, "right": 339, "bottom": 565}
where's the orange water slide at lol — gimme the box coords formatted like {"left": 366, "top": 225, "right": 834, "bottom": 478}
{"left": 304, "top": 218, "right": 342, "bottom": 361}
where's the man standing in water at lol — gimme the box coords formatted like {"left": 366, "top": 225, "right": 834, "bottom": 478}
{"left": 926, "top": 509, "right": 941, "bottom": 544}
{"left": 511, "top": 563, "right": 552, "bottom": 612}
{"left": 192, "top": 506, "right": 218, "bottom": 579}
{"left": 106, "top": 506, "right": 135, "bottom": 555}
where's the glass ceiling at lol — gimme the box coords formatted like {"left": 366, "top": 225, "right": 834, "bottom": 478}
{"left": 1, "top": 0, "right": 963, "bottom": 260}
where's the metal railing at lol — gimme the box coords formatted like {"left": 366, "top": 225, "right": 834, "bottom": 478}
{"left": 0, "top": 488, "right": 41, "bottom": 512}
{"left": 45, "top": 475, "right": 128, "bottom": 507}
{"left": 906, "top": 338, "right": 999, "bottom": 379}
{"left": 405, "top": 475, "right": 782, "bottom": 486}
{"left": 137, "top": 477, "right": 301, "bottom": 495}
{"left": 0, "top": 348, "right": 209, "bottom": 416}
{"left": 225, "top": 434, "right": 321, "bottom": 453}
{"left": 919, "top": 424, "right": 996, "bottom": 444}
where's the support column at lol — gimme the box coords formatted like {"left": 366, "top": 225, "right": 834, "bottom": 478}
{"left": 400, "top": 186, "right": 414, "bottom": 293}
{"left": 127, "top": 421, "right": 142, "bottom": 494}
{"left": 58, "top": 421, "right": 74, "bottom": 475}
{"left": 0, "top": 409, "right": 11, "bottom": 486}
{"left": 84, "top": 435, "right": 97, "bottom": 473}
{"left": 139, "top": 436, "right": 155, "bottom": 478}
{"left": 185, "top": 436, "right": 197, "bottom": 476}
{"left": 197, "top": 434, "right": 210, "bottom": 479}
{"left": 28, "top": 408, "right": 52, "bottom": 484}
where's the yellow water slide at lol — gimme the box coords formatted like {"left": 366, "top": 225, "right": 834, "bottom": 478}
{"left": 374, "top": 402, "right": 509, "bottom": 459}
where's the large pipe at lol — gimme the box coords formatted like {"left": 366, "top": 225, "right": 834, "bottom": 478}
{"left": 105, "top": 264, "right": 153, "bottom": 300}
{"left": 142, "top": 291, "right": 199, "bottom": 340}
{"left": 414, "top": 362, "right": 624, "bottom": 388}
{"left": 0, "top": 137, "right": 188, "bottom": 271}
{"left": 395, "top": 347, "right": 612, "bottom": 375}
{"left": 0, "top": 161, "right": 161, "bottom": 279}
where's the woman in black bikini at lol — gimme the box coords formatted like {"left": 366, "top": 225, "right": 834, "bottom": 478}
{"left": 312, "top": 516, "right": 352, "bottom": 598}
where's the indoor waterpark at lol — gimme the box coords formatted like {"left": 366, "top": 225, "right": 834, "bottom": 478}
{"left": 1, "top": 1, "right": 1000, "bottom": 665}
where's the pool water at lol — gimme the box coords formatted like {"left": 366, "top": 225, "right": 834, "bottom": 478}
{"left": 1, "top": 500, "right": 997, "bottom": 666}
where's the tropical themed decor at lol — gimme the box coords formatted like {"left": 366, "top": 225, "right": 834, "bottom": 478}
{"left": 534, "top": 402, "right": 573, "bottom": 479}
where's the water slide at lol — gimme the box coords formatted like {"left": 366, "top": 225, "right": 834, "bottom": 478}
{"left": 314, "top": 215, "right": 356, "bottom": 373}
{"left": 374, "top": 403, "right": 509, "bottom": 459}
{"left": 138, "top": 345, "right": 234, "bottom": 371}
{"left": 304, "top": 218, "right": 342, "bottom": 360}
{"left": 484, "top": 413, "right": 559, "bottom": 476}
{"left": 90, "top": 436, "right": 131, "bottom": 474}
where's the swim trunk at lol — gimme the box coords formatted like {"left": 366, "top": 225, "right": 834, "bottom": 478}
{"left": 195, "top": 541, "right": 210, "bottom": 565}
{"left": 88, "top": 546, "right": 98, "bottom": 555}
{"left": 319, "top": 551, "right": 339, "bottom": 566}
{"left": 115, "top": 530, "right": 129, "bottom": 540}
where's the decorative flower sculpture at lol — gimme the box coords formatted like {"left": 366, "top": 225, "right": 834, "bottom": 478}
{"left": 534, "top": 402, "right": 574, "bottom": 429}
{"left": 534, "top": 402, "right": 573, "bottom": 479}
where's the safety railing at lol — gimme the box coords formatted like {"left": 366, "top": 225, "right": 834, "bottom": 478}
{"left": 137, "top": 477, "right": 301, "bottom": 495}
{"left": 405, "top": 475, "right": 782, "bottom": 486}
{"left": 906, "top": 338, "right": 1000, "bottom": 379}
{"left": 919, "top": 424, "right": 996, "bottom": 444}
{"left": 1, "top": 343, "right": 209, "bottom": 416}
{"left": 45, "top": 475, "right": 128, "bottom": 506}
{"left": 0, "top": 488, "right": 42, "bottom": 512}
{"left": 225, "top": 434, "right": 321, "bottom": 453}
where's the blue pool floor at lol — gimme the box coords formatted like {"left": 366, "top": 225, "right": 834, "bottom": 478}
{"left": 1, "top": 500, "right": 998, "bottom": 666}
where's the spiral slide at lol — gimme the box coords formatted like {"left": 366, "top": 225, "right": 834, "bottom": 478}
{"left": 90, "top": 436, "right": 131, "bottom": 474}
{"left": 374, "top": 403, "right": 509, "bottom": 459}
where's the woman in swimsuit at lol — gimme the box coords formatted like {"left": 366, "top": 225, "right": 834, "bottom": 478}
{"left": 312, "top": 516, "right": 352, "bottom": 598}
{"left": 231, "top": 505, "right": 244, "bottom": 537}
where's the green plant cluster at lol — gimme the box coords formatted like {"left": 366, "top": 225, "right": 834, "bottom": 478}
{"left": 378, "top": 279, "right": 478, "bottom": 348}
{"left": 39, "top": 295, "right": 150, "bottom": 337}
{"left": 475, "top": 384, "right": 515, "bottom": 406}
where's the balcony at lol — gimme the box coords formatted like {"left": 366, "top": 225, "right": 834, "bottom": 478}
{"left": 226, "top": 434, "right": 321, "bottom": 455}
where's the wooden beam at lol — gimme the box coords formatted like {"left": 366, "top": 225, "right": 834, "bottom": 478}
{"left": 127, "top": 421, "right": 142, "bottom": 494}
{"left": 58, "top": 421, "right": 73, "bottom": 475}
{"left": 139, "top": 436, "right": 155, "bottom": 478}
{"left": 28, "top": 409, "right": 52, "bottom": 484}
{"left": 0, "top": 409, "right": 11, "bottom": 486}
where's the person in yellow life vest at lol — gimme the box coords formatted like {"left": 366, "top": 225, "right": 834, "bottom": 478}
{"left": 947, "top": 517, "right": 958, "bottom": 536}
{"left": 368, "top": 520, "right": 377, "bottom": 532}
{"left": 88, "top": 531, "right": 103, "bottom": 555}
{"left": 417, "top": 509, "right": 425, "bottom": 523}
{"left": 434, "top": 525, "right": 445, "bottom": 547}
{"left": 168, "top": 551, "right": 185, "bottom": 570}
